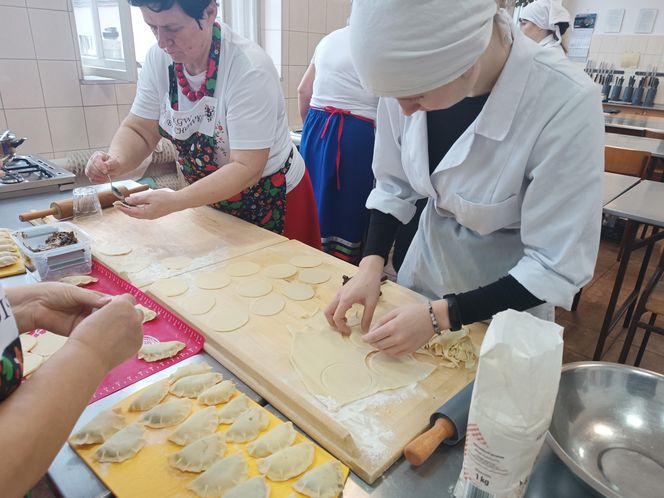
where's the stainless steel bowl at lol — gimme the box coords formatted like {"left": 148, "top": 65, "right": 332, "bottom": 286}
{"left": 546, "top": 362, "right": 664, "bottom": 498}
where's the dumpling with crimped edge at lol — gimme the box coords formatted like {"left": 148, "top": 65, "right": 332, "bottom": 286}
{"left": 168, "top": 362, "right": 213, "bottom": 384}
{"left": 198, "top": 380, "right": 235, "bottom": 405}
{"left": 225, "top": 476, "right": 270, "bottom": 498}
{"left": 140, "top": 398, "right": 193, "bottom": 428}
{"left": 293, "top": 460, "right": 345, "bottom": 498}
{"left": 247, "top": 421, "right": 297, "bottom": 458}
{"left": 92, "top": 424, "right": 145, "bottom": 463}
{"left": 167, "top": 433, "right": 227, "bottom": 473}
{"left": 137, "top": 340, "right": 185, "bottom": 362}
{"left": 217, "top": 394, "right": 251, "bottom": 424}
{"left": 170, "top": 372, "right": 223, "bottom": 398}
{"left": 128, "top": 380, "right": 169, "bottom": 412}
{"left": 69, "top": 409, "right": 125, "bottom": 446}
{"left": 257, "top": 441, "right": 315, "bottom": 481}
{"left": 224, "top": 406, "right": 269, "bottom": 443}
{"left": 187, "top": 452, "right": 249, "bottom": 498}
{"left": 168, "top": 406, "right": 220, "bottom": 446}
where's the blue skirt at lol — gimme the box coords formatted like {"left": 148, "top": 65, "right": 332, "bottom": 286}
{"left": 300, "top": 107, "right": 375, "bottom": 264}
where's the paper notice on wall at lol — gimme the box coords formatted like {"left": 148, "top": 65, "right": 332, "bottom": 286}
{"left": 568, "top": 13, "right": 597, "bottom": 62}
{"left": 635, "top": 9, "right": 658, "bottom": 34}
{"left": 604, "top": 9, "right": 624, "bottom": 33}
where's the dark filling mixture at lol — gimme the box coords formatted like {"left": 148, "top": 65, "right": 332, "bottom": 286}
{"left": 20, "top": 230, "right": 79, "bottom": 252}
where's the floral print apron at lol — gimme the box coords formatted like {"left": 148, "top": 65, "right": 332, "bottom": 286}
{"left": 158, "top": 23, "right": 290, "bottom": 234}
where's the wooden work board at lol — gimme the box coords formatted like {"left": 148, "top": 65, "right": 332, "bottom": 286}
{"left": 146, "top": 239, "right": 485, "bottom": 484}
{"left": 72, "top": 204, "right": 287, "bottom": 287}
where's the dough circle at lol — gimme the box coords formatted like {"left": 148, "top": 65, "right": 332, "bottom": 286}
{"left": 31, "top": 332, "right": 67, "bottom": 357}
{"left": 194, "top": 271, "right": 231, "bottom": 290}
{"left": 250, "top": 294, "right": 286, "bottom": 316}
{"left": 120, "top": 257, "right": 151, "bottom": 273}
{"left": 23, "top": 352, "right": 44, "bottom": 377}
{"left": 281, "top": 282, "right": 315, "bottom": 301}
{"left": 152, "top": 277, "right": 188, "bottom": 297}
{"left": 289, "top": 255, "right": 322, "bottom": 268}
{"left": 162, "top": 256, "right": 192, "bottom": 270}
{"left": 263, "top": 263, "right": 297, "bottom": 279}
{"left": 298, "top": 268, "right": 331, "bottom": 285}
{"left": 320, "top": 362, "right": 373, "bottom": 399}
{"left": 98, "top": 244, "right": 132, "bottom": 256}
{"left": 20, "top": 333, "right": 37, "bottom": 352}
{"left": 226, "top": 261, "right": 260, "bottom": 277}
{"left": 182, "top": 292, "right": 216, "bottom": 315}
{"left": 237, "top": 279, "right": 272, "bottom": 298}
{"left": 207, "top": 307, "right": 249, "bottom": 332}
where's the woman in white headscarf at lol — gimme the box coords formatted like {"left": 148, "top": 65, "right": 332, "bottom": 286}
{"left": 325, "top": 0, "right": 603, "bottom": 356}
{"left": 519, "top": 0, "right": 571, "bottom": 53}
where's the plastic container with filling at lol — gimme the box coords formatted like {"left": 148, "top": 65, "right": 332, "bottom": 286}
{"left": 11, "top": 222, "right": 92, "bottom": 281}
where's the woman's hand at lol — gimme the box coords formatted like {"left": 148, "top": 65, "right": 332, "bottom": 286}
{"left": 116, "top": 189, "right": 182, "bottom": 220}
{"left": 362, "top": 300, "right": 451, "bottom": 357}
{"left": 85, "top": 151, "right": 121, "bottom": 183}
{"left": 7, "top": 283, "right": 112, "bottom": 335}
{"left": 68, "top": 294, "right": 144, "bottom": 372}
{"left": 324, "top": 256, "right": 384, "bottom": 335}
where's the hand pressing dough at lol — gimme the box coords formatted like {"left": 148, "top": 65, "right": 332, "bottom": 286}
{"left": 263, "top": 263, "right": 297, "bottom": 279}
{"left": 298, "top": 268, "right": 331, "bottom": 285}
{"left": 162, "top": 256, "right": 192, "bottom": 270}
{"left": 168, "top": 406, "right": 220, "bottom": 446}
{"left": 247, "top": 421, "right": 297, "bottom": 458}
{"left": 59, "top": 275, "right": 98, "bottom": 286}
{"left": 31, "top": 331, "right": 67, "bottom": 357}
{"left": 187, "top": 452, "right": 248, "bottom": 498}
{"left": 19, "top": 333, "right": 37, "bottom": 352}
{"left": 218, "top": 394, "right": 251, "bottom": 424}
{"left": 293, "top": 460, "right": 345, "bottom": 498}
{"left": 198, "top": 380, "right": 235, "bottom": 405}
{"left": 194, "top": 271, "right": 231, "bottom": 290}
{"left": 281, "top": 282, "right": 315, "bottom": 301}
{"left": 226, "top": 261, "right": 260, "bottom": 277}
{"left": 257, "top": 441, "right": 315, "bottom": 481}
{"left": 119, "top": 257, "right": 151, "bottom": 273}
{"left": 69, "top": 409, "right": 125, "bottom": 446}
{"left": 168, "top": 362, "right": 213, "bottom": 384}
{"left": 137, "top": 340, "right": 185, "bottom": 362}
{"left": 205, "top": 306, "right": 249, "bottom": 333}
{"left": 182, "top": 292, "right": 216, "bottom": 315}
{"left": 290, "top": 255, "right": 322, "bottom": 268}
{"left": 140, "top": 398, "right": 193, "bottom": 428}
{"left": 92, "top": 424, "right": 145, "bottom": 463}
{"left": 135, "top": 304, "right": 157, "bottom": 323}
{"left": 22, "top": 352, "right": 43, "bottom": 377}
{"left": 97, "top": 244, "right": 132, "bottom": 256}
{"left": 168, "top": 433, "right": 227, "bottom": 473}
{"left": 236, "top": 279, "right": 272, "bottom": 298}
{"left": 129, "top": 380, "right": 169, "bottom": 411}
{"left": 250, "top": 294, "right": 285, "bottom": 317}
{"left": 151, "top": 277, "right": 188, "bottom": 297}
{"left": 170, "top": 372, "right": 223, "bottom": 398}
{"left": 224, "top": 406, "right": 269, "bottom": 443}
{"left": 225, "top": 477, "right": 270, "bottom": 498}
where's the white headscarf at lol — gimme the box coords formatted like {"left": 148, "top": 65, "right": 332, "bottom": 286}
{"left": 349, "top": 0, "right": 497, "bottom": 98}
{"left": 521, "top": 0, "right": 570, "bottom": 40}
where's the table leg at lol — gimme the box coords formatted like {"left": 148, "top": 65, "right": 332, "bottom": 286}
{"left": 622, "top": 228, "right": 658, "bottom": 327}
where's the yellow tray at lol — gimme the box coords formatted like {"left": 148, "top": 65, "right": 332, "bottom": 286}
{"left": 0, "top": 229, "right": 25, "bottom": 278}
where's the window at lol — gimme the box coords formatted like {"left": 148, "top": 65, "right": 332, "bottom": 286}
{"left": 73, "top": 0, "right": 137, "bottom": 81}
{"left": 222, "top": 0, "right": 260, "bottom": 43}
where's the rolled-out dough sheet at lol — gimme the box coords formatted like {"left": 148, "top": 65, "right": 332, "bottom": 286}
{"left": 120, "top": 257, "right": 151, "bottom": 273}
{"left": 205, "top": 307, "right": 249, "bottom": 332}
{"left": 250, "top": 294, "right": 286, "bottom": 316}
{"left": 20, "top": 333, "right": 37, "bottom": 352}
{"left": 226, "top": 261, "right": 260, "bottom": 277}
{"left": 181, "top": 292, "right": 216, "bottom": 315}
{"left": 97, "top": 244, "right": 132, "bottom": 256}
{"left": 194, "top": 271, "right": 231, "bottom": 290}
{"left": 290, "top": 255, "right": 322, "bottom": 268}
{"left": 162, "top": 256, "right": 192, "bottom": 270}
{"left": 298, "top": 268, "right": 331, "bottom": 285}
{"left": 281, "top": 282, "right": 315, "bottom": 301}
{"left": 23, "top": 352, "right": 43, "bottom": 377}
{"left": 237, "top": 279, "right": 272, "bottom": 298}
{"left": 151, "top": 277, "right": 188, "bottom": 297}
{"left": 31, "top": 332, "right": 68, "bottom": 357}
{"left": 263, "top": 263, "right": 297, "bottom": 279}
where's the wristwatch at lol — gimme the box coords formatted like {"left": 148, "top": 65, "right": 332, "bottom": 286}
{"left": 444, "top": 294, "right": 463, "bottom": 331}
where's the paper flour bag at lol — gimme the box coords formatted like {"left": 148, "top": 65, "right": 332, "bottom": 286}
{"left": 453, "top": 309, "right": 563, "bottom": 498}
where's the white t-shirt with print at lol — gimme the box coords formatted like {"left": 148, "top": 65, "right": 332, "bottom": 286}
{"left": 132, "top": 22, "right": 304, "bottom": 192}
{"left": 310, "top": 27, "right": 378, "bottom": 121}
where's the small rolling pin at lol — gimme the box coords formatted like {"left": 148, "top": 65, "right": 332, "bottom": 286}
{"left": 18, "top": 184, "right": 149, "bottom": 222}
{"left": 403, "top": 382, "right": 474, "bottom": 466}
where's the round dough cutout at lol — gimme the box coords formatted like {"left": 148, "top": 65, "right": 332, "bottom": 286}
{"left": 298, "top": 268, "right": 331, "bottom": 285}
{"left": 207, "top": 307, "right": 249, "bottom": 332}
{"left": 320, "top": 362, "right": 373, "bottom": 399}
{"left": 23, "top": 352, "right": 43, "bottom": 377}
{"left": 237, "top": 279, "right": 272, "bottom": 298}
{"left": 263, "top": 263, "right": 297, "bottom": 279}
{"left": 152, "top": 277, "right": 188, "bottom": 297}
{"left": 289, "top": 255, "right": 322, "bottom": 268}
{"left": 250, "top": 294, "right": 286, "bottom": 316}
{"left": 226, "top": 261, "right": 260, "bottom": 277}
{"left": 281, "top": 282, "right": 315, "bottom": 301}
{"left": 162, "top": 256, "right": 192, "bottom": 270}
{"left": 194, "top": 271, "right": 231, "bottom": 290}
{"left": 97, "top": 244, "right": 132, "bottom": 256}
{"left": 182, "top": 292, "right": 216, "bottom": 315}
{"left": 20, "top": 333, "right": 37, "bottom": 352}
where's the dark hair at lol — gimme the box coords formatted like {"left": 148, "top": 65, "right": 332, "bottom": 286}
{"left": 556, "top": 21, "right": 570, "bottom": 36}
{"left": 127, "top": 0, "right": 214, "bottom": 21}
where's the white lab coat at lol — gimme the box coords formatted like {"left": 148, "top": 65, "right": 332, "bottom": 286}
{"left": 539, "top": 33, "right": 565, "bottom": 57}
{"left": 366, "top": 20, "right": 604, "bottom": 319}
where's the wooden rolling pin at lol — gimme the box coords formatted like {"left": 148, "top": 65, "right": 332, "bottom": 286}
{"left": 18, "top": 184, "right": 149, "bottom": 222}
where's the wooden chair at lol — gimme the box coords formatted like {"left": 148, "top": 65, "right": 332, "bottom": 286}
{"left": 604, "top": 146, "right": 652, "bottom": 178}
{"left": 605, "top": 125, "right": 646, "bottom": 137}
{"left": 618, "top": 245, "right": 664, "bottom": 366}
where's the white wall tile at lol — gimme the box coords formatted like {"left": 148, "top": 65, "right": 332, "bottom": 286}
{"left": 84, "top": 105, "right": 119, "bottom": 148}
{"left": 288, "top": 31, "right": 309, "bottom": 66}
{"left": 5, "top": 108, "right": 52, "bottom": 153}
{"left": 290, "top": 0, "right": 308, "bottom": 32}
{"left": 117, "top": 104, "right": 132, "bottom": 121}
{"left": 287, "top": 65, "right": 306, "bottom": 99}
{"left": 0, "top": 111, "right": 7, "bottom": 132}
{"left": 38, "top": 60, "right": 82, "bottom": 107}
{"left": 0, "top": 60, "right": 44, "bottom": 108}
{"left": 307, "top": 32, "right": 324, "bottom": 61}
{"left": 308, "top": 0, "right": 326, "bottom": 34}
{"left": 81, "top": 84, "right": 116, "bottom": 106}
{"left": 0, "top": 7, "right": 36, "bottom": 59}
{"left": 281, "top": 30, "right": 290, "bottom": 66}
{"left": 326, "top": 0, "right": 347, "bottom": 32}
{"left": 0, "top": 1, "right": 26, "bottom": 8}
{"left": 602, "top": 36, "right": 619, "bottom": 54}
{"left": 263, "top": 0, "right": 281, "bottom": 30}
{"left": 47, "top": 107, "right": 88, "bottom": 151}
{"left": 27, "top": 0, "right": 68, "bottom": 9}
{"left": 29, "top": 8, "right": 76, "bottom": 60}
{"left": 115, "top": 83, "right": 136, "bottom": 105}
{"left": 645, "top": 36, "right": 664, "bottom": 56}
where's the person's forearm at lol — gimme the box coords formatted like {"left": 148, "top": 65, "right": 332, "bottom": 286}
{"left": 108, "top": 120, "right": 159, "bottom": 177}
{"left": 0, "top": 341, "right": 108, "bottom": 498}
{"left": 298, "top": 93, "right": 311, "bottom": 123}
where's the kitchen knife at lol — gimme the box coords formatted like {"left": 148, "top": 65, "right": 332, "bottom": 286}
{"left": 404, "top": 381, "right": 474, "bottom": 466}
